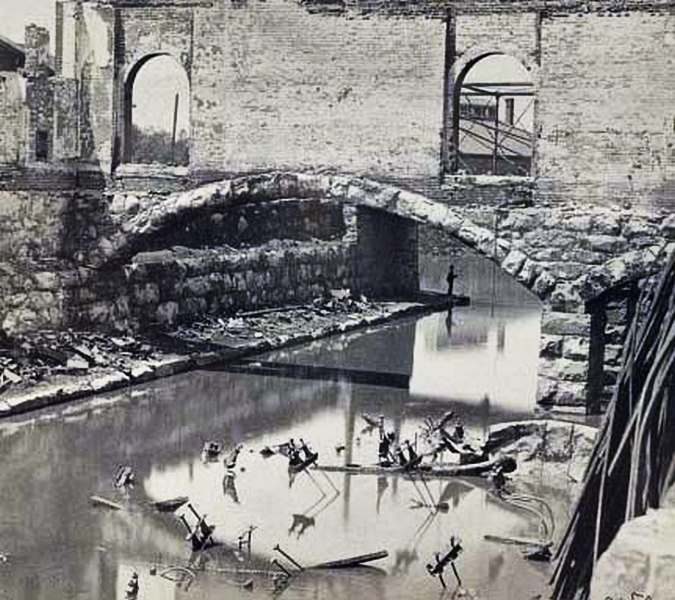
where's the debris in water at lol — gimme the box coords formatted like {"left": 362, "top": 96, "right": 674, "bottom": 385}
{"left": 238, "top": 525, "right": 256, "bottom": 552}
{"left": 311, "top": 549, "right": 389, "bottom": 569}
{"left": 113, "top": 465, "right": 135, "bottom": 489}
{"left": 271, "top": 558, "right": 293, "bottom": 578}
{"left": 224, "top": 443, "right": 243, "bottom": 470}
{"left": 202, "top": 441, "right": 223, "bottom": 460}
{"left": 179, "top": 503, "right": 216, "bottom": 551}
{"left": 274, "top": 543, "right": 304, "bottom": 572}
{"left": 524, "top": 545, "right": 552, "bottom": 562}
{"left": 90, "top": 495, "right": 124, "bottom": 511}
{"left": 260, "top": 446, "right": 275, "bottom": 457}
{"left": 160, "top": 566, "right": 196, "bottom": 588}
{"left": 125, "top": 571, "right": 139, "bottom": 599}
{"left": 426, "top": 536, "right": 463, "bottom": 589}
{"left": 361, "top": 412, "right": 381, "bottom": 429}
{"left": 242, "top": 578, "right": 254, "bottom": 590}
{"left": 287, "top": 438, "right": 318, "bottom": 473}
{"left": 153, "top": 496, "right": 189, "bottom": 513}
{"left": 223, "top": 471, "right": 240, "bottom": 503}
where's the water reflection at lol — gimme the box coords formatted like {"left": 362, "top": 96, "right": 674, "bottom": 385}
{"left": 410, "top": 307, "right": 540, "bottom": 412}
{"left": 0, "top": 364, "right": 558, "bottom": 600}
{"left": 0, "top": 253, "right": 552, "bottom": 600}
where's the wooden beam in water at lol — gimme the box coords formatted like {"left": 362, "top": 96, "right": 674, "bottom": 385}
{"left": 310, "top": 550, "right": 388, "bottom": 569}
{"left": 209, "top": 360, "right": 411, "bottom": 390}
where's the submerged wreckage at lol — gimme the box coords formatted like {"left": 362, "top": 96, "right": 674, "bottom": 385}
{"left": 83, "top": 410, "right": 564, "bottom": 596}
{"left": 312, "top": 411, "right": 517, "bottom": 482}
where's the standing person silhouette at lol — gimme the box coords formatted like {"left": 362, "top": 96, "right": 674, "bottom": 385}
{"left": 446, "top": 264, "right": 457, "bottom": 307}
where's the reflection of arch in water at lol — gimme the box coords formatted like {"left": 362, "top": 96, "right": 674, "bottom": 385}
{"left": 121, "top": 53, "right": 190, "bottom": 165}
{"left": 451, "top": 53, "right": 534, "bottom": 176}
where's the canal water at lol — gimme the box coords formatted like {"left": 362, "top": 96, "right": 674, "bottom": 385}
{"left": 0, "top": 253, "right": 565, "bottom": 600}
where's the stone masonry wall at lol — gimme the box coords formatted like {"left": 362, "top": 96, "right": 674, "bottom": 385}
{"left": 0, "top": 180, "right": 422, "bottom": 334}
{"left": 66, "top": 241, "right": 357, "bottom": 331}
{"left": 353, "top": 206, "right": 420, "bottom": 298}
{"left": 420, "top": 187, "right": 675, "bottom": 408}
{"left": 132, "top": 198, "right": 346, "bottom": 254}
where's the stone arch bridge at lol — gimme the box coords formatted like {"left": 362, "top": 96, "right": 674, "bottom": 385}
{"left": 100, "top": 171, "right": 672, "bottom": 307}
{"left": 79, "top": 171, "right": 671, "bottom": 409}
{"left": 3, "top": 172, "right": 674, "bottom": 410}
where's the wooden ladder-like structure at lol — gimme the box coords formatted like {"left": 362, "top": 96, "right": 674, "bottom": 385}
{"left": 552, "top": 249, "right": 675, "bottom": 599}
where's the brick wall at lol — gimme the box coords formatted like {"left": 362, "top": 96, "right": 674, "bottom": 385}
{"left": 537, "top": 11, "right": 675, "bottom": 211}
{"left": 0, "top": 73, "right": 25, "bottom": 165}
{"left": 64, "top": 1, "right": 675, "bottom": 214}
{"left": 444, "top": 7, "right": 675, "bottom": 212}
{"left": 190, "top": 0, "right": 445, "bottom": 183}
{"left": 53, "top": 79, "right": 79, "bottom": 160}
{"left": 78, "top": 3, "right": 115, "bottom": 167}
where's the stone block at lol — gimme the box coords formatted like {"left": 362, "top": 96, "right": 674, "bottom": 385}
{"left": 539, "top": 357, "right": 588, "bottom": 382}
{"left": 156, "top": 301, "right": 179, "bottom": 326}
{"left": 549, "top": 282, "right": 584, "bottom": 312}
{"left": 622, "top": 219, "right": 657, "bottom": 239}
{"left": 562, "top": 336, "right": 589, "bottom": 361}
{"left": 564, "top": 215, "right": 592, "bottom": 233}
{"left": 544, "top": 261, "right": 586, "bottom": 281}
{"left": 184, "top": 276, "right": 211, "bottom": 297}
{"left": 133, "top": 283, "right": 160, "bottom": 306}
{"left": 605, "top": 324, "right": 626, "bottom": 345}
{"left": 541, "top": 311, "right": 591, "bottom": 336}
{"left": 537, "top": 376, "right": 586, "bottom": 407}
{"left": 585, "top": 234, "right": 627, "bottom": 254}
{"left": 532, "top": 270, "right": 557, "bottom": 297}
{"left": 500, "top": 249, "right": 527, "bottom": 277}
{"left": 590, "top": 213, "right": 621, "bottom": 236}
{"left": 540, "top": 334, "right": 563, "bottom": 358}
{"left": 660, "top": 214, "right": 675, "bottom": 238}
{"left": 604, "top": 344, "right": 623, "bottom": 366}
{"left": 33, "top": 271, "right": 59, "bottom": 291}
{"left": 590, "top": 509, "right": 675, "bottom": 600}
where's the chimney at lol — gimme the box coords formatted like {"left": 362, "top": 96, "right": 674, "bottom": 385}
{"left": 24, "top": 24, "right": 51, "bottom": 76}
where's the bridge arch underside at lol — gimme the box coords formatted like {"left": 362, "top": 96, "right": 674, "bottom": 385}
{"left": 63, "top": 172, "right": 670, "bottom": 410}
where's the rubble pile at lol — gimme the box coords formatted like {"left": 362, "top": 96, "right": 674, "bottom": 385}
{"left": 0, "top": 292, "right": 435, "bottom": 410}
{"left": 0, "top": 329, "right": 166, "bottom": 396}
{"left": 173, "top": 290, "right": 389, "bottom": 348}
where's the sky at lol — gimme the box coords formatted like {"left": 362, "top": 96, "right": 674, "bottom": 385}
{"left": 0, "top": 1, "right": 54, "bottom": 47}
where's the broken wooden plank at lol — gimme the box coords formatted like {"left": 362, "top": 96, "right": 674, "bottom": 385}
{"left": 484, "top": 534, "right": 551, "bottom": 547}
{"left": 310, "top": 550, "right": 388, "bottom": 569}
{"left": 153, "top": 496, "right": 189, "bottom": 513}
{"left": 33, "top": 345, "right": 69, "bottom": 365}
{"left": 90, "top": 495, "right": 124, "bottom": 510}
{"left": 2, "top": 368, "right": 21, "bottom": 385}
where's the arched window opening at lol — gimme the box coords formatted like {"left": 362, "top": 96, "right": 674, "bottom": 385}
{"left": 123, "top": 54, "right": 189, "bottom": 166}
{"left": 453, "top": 55, "right": 533, "bottom": 176}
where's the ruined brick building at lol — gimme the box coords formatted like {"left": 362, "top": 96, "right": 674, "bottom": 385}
{"left": 0, "top": 0, "right": 674, "bottom": 410}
